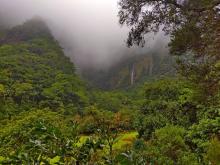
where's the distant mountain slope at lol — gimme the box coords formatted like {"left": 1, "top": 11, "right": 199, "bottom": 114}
{"left": 0, "top": 18, "right": 88, "bottom": 119}
{"left": 82, "top": 54, "right": 175, "bottom": 89}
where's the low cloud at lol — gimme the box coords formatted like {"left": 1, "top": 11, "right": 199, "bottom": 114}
{"left": 0, "top": 0, "right": 169, "bottom": 69}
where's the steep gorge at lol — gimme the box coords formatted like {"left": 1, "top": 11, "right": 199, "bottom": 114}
{"left": 82, "top": 53, "right": 175, "bottom": 89}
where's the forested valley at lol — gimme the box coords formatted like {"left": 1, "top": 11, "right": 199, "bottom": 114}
{"left": 0, "top": 0, "right": 220, "bottom": 164}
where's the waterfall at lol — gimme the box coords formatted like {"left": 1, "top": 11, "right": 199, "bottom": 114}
{"left": 149, "top": 54, "right": 153, "bottom": 76}
{"left": 131, "top": 64, "right": 135, "bottom": 85}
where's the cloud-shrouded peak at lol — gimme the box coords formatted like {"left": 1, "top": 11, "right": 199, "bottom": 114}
{"left": 0, "top": 0, "right": 169, "bottom": 69}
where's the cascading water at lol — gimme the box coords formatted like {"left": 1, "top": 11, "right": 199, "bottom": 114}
{"left": 131, "top": 64, "right": 135, "bottom": 85}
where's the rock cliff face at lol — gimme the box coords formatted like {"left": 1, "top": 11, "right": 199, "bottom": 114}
{"left": 129, "top": 55, "right": 154, "bottom": 85}
{"left": 81, "top": 54, "right": 175, "bottom": 89}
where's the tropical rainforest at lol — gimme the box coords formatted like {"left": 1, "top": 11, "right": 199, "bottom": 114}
{"left": 0, "top": 0, "right": 220, "bottom": 164}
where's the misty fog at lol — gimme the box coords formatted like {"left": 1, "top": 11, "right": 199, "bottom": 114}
{"left": 0, "top": 0, "right": 169, "bottom": 70}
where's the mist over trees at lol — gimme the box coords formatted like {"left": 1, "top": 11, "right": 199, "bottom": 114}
{"left": 0, "top": 0, "right": 169, "bottom": 70}
{"left": 0, "top": 0, "right": 220, "bottom": 164}
{"left": 119, "top": 0, "right": 220, "bottom": 99}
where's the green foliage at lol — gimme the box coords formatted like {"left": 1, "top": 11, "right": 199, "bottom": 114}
{"left": 91, "top": 91, "right": 125, "bottom": 112}
{"left": 206, "top": 138, "right": 220, "bottom": 164}
{"left": 0, "top": 84, "right": 5, "bottom": 96}
{"left": 142, "top": 79, "right": 198, "bottom": 127}
{"left": 0, "top": 18, "right": 219, "bottom": 164}
{"left": 134, "top": 113, "right": 168, "bottom": 140}
{"left": 0, "top": 110, "right": 79, "bottom": 164}
{"left": 145, "top": 125, "right": 199, "bottom": 164}
{"left": 118, "top": 0, "right": 220, "bottom": 103}
{"left": 186, "top": 117, "right": 220, "bottom": 154}
{"left": 0, "top": 19, "right": 88, "bottom": 119}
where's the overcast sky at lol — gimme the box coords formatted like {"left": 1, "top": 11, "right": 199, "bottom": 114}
{"left": 0, "top": 0, "right": 169, "bottom": 70}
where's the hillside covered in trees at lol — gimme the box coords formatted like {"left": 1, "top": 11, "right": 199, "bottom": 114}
{"left": 0, "top": 0, "right": 220, "bottom": 164}
{"left": 81, "top": 54, "right": 175, "bottom": 89}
